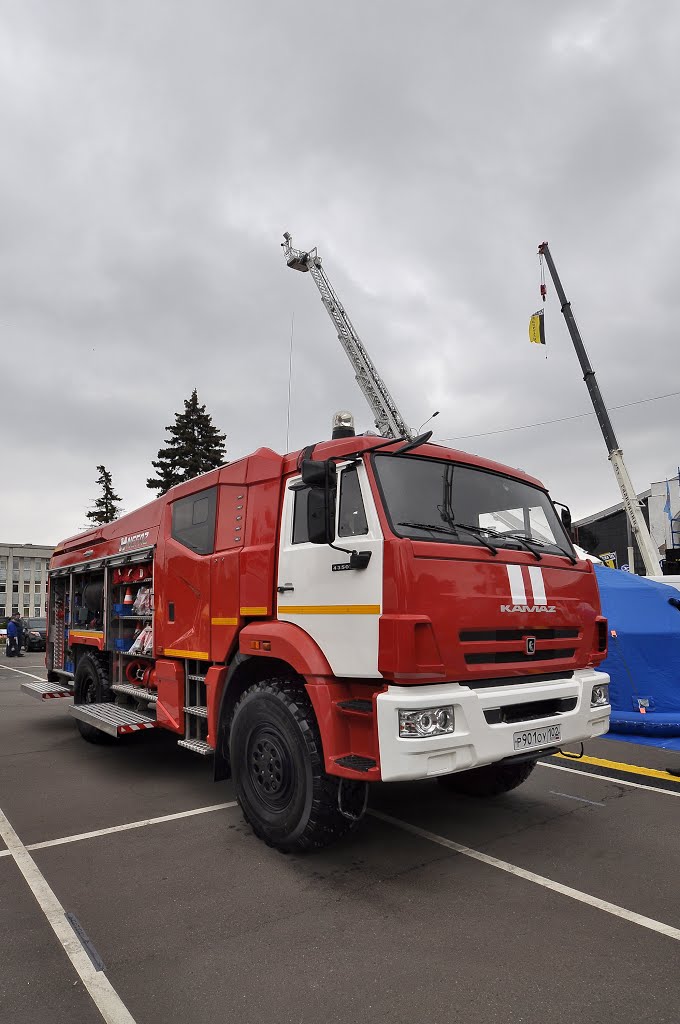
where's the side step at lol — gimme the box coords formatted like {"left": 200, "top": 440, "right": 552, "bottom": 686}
{"left": 335, "top": 754, "right": 377, "bottom": 772}
{"left": 21, "top": 680, "right": 72, "bottom": 701}
{"left": 111, "top": 683, "right": 158, "bottom": 703}
{"left": 68, "top": 703, "right": 157, "bottom": 737}
{"left": 177, "top": 738, "right": 213, "bottom": 756}
{"left": 184, "top": 705, "right": 208, "bottom": 718}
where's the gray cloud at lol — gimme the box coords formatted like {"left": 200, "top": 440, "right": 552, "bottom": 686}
{"left": 1, "top": 0, "right": 678, "bottom": 544}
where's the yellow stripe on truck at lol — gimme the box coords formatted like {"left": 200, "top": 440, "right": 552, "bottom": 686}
{"left": 278, "top": 604, "right": 381, "bottom": 615}
{"left": 163, "top": 649, "right": 210, "bottom": 660}
{"left": 211, "top": 617, "right": 238, "bottom": 626}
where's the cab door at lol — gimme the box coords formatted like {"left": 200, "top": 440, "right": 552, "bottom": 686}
{"left": 276, "top": 462, "right": 383, "bottom": 678}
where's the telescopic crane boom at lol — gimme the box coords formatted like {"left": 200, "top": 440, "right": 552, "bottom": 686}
{"left": 538, "top": 241, "right": 660, "bottom": 576}
{"left": 282, "top": 232, "right": 413, "bottom": 439}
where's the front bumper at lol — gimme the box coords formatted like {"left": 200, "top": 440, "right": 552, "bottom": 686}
{"left": 376, "top": 668, "right": 610, "bottom": 782}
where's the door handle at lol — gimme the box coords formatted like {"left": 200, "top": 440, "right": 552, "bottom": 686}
{"left": 277, "top": 583, "right": 295, "bottom": 593}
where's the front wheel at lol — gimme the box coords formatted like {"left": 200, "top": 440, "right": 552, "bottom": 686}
{"left": 437, "top": 759, "right": 537, "bottom": 797}
{"left": 230, "top": 679, "right": 366, "bottom": 852}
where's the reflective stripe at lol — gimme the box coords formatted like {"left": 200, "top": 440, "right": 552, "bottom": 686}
{"left": 505, "top": 565, "right": 526, "bottom": 605}
{"left": 278, "top": 604, "right": 381, "bottom": 615}
{"left": 211, "top": 617, "right": 238, "bottom": 626}
{"left": 162, "top": 649, "right": 209, "bottom": 660}
{"left": 527, "top": 565, "right": 547, "bottom": 606}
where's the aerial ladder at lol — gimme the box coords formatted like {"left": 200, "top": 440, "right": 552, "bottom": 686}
{"left": 282, "top": 232, "right": 414, "bottom": 439}
{"left": 538, "top": 241, "right": 661, "bottom": 576}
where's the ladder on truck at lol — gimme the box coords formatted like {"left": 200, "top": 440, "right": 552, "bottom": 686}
{"left": 68, "top": 658, "right": 212, "bottom": 753}
{"left": 282, "top": 232, "right": 414, "bottom": 440}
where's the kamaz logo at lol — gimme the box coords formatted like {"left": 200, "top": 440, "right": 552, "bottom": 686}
{"left": 500, "top": 604, "right": 556, "bottom": 614}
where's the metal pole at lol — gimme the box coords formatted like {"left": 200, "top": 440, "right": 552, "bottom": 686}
{"left": 538, "top": 242, "right": 660, "bottom": 576}
{"left": 538, "top": 243, "right": 619, "bottom": 452}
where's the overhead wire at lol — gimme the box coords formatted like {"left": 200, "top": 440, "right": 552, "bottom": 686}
{"left": 440, "top": 389, "right": 680, "bottom": 442}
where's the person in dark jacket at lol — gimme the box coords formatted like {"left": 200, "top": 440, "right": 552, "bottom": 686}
{"left": 6, "top": 614, "right": 23, "bottom": 657}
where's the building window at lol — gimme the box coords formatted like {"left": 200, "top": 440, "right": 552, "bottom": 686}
{"left": 13, "top": 557, "right": 19, "bottom": 569}
{"left": 34, "top": 607, "right": 41, "bottom": 617}
{"left": 24, "top": 583, "right": 30, "bottom": 593}
{"left": 23, "top": 607, "right": 30, "bottom": 617}
{"left": 0, "top": 584, "right": 5, "bottom": 594}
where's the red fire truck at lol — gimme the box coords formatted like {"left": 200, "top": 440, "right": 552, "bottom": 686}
{"left": 28, "top": 423, "right": 610, "bottom": 851}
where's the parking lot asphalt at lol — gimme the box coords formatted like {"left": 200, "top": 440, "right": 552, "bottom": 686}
{"left": 2, "top": 653, "right": 679, "bottom": 1024}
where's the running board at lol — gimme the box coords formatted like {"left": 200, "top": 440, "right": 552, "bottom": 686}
{"left": 111, "top": 683, "right": 158, "bottom": 703}
{"left": 68, "top": 703, "right": 157, "bottom": 737}
{"left": 21, "top": 681, "right": 72, "bottom": 701}
{"left": 177, "top": 738, "right": 212, "bottom": 756}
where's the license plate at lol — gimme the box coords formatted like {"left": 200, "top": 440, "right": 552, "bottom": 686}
{"left": 513, "top": 725, "right": 561, "bottom": 751}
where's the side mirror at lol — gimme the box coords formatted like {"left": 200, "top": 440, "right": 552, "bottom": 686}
{"left": 302, "top": 459, "right": 337, "bottom": 545}
{"left": 307, "top": 486, "right": 336, "bottom": 544}
{"left": 301, "top": 459, "right": 336, "bottom": 489}
{"left": 559, "top": 506, "right": 572, "bottom": 533}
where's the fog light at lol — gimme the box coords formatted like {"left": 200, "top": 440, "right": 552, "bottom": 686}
{"left": 399, "top": 706, "right": 455, "bottom": 738}
{"left": 591, "top": 683, "right": 610, "bottom": 707}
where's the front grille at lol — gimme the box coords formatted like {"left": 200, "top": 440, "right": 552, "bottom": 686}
{"left": 484, "top": 696, "right": 578, "bottom": 725}
{"left": 460, "top": 628, "right": 579, "bottom": 642}
{"left": 464, "top": 671, "right": 574, "bottom": 689}
{"left": 465, "top": 648, "right": 576, "bottom": 665}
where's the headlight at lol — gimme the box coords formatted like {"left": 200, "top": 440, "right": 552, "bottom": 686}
{"left": 399, "top": 706, "right": 455, "bottom": 738}
{"left": 591, "top": 683, "right": 610, "bottom": 707}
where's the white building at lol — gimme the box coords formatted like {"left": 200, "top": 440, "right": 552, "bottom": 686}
{"left": 0, "top": 543, "right": 54, "bottom": 620}
{"left": 648, "top": 476, "right": 680, "bottom": 556}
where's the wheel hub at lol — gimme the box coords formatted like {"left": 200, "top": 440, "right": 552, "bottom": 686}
{"left": 248, "top": 728, "right": 292, "bottom": 808}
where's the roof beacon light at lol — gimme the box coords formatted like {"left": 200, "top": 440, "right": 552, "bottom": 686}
{"left": 332, "top": 410, "right": 355, "bottom": 439}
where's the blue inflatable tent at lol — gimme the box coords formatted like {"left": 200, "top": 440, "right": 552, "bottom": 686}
{"left": 594, "top": 565, "right": 680, "bottom": 736}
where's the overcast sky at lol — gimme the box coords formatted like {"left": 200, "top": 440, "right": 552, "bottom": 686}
{"left": 2, "top": 1, "right": 679, "bottom": 545}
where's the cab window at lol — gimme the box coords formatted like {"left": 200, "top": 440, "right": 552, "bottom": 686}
{"left": 338, "top": 465, "right": 368, "bottom": 538}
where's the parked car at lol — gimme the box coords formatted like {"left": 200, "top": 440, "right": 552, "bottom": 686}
{"left": 21, "top": 617, "right": 47, "bottom": 652}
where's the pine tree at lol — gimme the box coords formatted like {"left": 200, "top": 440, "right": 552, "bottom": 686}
{"left": 86, "top": 465, "right": 124, "bottom": 525}
{"left": 147, "top": 389, "right": 227, "bottom": 495}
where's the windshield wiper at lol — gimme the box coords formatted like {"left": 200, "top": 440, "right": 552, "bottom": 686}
{"left": 493, "top": 532, "right": 543, "bottom": 561}
{"left": 398, "top": 520, "right": 498, "bottom": 555}
{"left": 444, "top": 520, "right": 499, "bottom": 555}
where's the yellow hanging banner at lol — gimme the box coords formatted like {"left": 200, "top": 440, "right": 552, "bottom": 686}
{"left": 529, "top": 309, "right": 546, "bottom": 345}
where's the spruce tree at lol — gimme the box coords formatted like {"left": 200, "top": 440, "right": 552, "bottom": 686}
{"left": 147, "top": 389, "right": 227, "bottom": 495}
{"left": 86, "top": 465, "right": 124, "bottom": 525}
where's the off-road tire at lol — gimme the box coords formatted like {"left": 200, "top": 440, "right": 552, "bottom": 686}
{"left": 437, "top": 759, "right": 536, "bottom": 797}
{"left": 230, "top": 678, "right": 365, "bottom": 852}
{"left": 74, "top": 653, "right": 114, "bottom": 745}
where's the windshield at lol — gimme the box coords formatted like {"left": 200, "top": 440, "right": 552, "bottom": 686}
{"left": 373, "top": 454, "right": 574, "bottom": 557}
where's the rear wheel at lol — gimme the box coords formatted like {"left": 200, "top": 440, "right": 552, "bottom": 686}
{"left": 437, "top": 759, "right": 536, "bottom": 797}
{"left": 230, "top": 678, "right": 366, "bottom": 852}
{"left": 74, "top": 653, "right": 114, "bottom": 745}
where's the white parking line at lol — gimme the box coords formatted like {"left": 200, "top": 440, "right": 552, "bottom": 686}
{"left": 0, "top": 801, "right": 238, "bottom": 860}
{"left": 0, "top": 805, "right": 137, "bottom": 1024}
{"left": 26, "top": 801, "right": 238, "bottom": 852}
{"left": 370, "top": 809, "right": 680, "bottom": 942}
{"left": 538, "top": 761, "right": 680, "bottom": 798}
{"left": 1, "top": 665, "right": 47, "bottom": 682}
{"left": 549, "top": 790, "right": 605, "bottom": 807}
